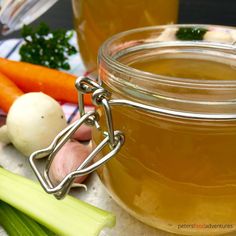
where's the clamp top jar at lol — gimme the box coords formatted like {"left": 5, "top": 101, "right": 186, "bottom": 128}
{"left": 29, "top": 24, "right": 236, "bottom": 236}
{"left": 94, "top": 24, "right": 236, "bottom": 235}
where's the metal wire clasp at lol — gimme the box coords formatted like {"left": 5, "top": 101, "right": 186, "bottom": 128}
{"left": 29, "top": 76, "right": 124, "bottom": 199}
{"left": 30, "top": 74, "right": 236, "bottom": 199}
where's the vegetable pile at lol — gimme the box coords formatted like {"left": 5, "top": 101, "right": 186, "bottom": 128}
{"left": 0, "top": 28, "right": 104, "bottom": 235}
{"left": 0, "top": 58, "right": 93, "bottom": 157}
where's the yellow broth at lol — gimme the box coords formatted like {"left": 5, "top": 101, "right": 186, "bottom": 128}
{"left": 72, "top": 0, "right": 179, "bottom": 72}
{"left": 94, "top": 57, "right": 236, "bottom": 235}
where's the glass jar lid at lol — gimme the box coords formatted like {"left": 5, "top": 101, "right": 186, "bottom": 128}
{"left": 0, "top": 0, "right": 58, "bottom": 35}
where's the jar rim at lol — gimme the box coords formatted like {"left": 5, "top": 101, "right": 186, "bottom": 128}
{"left": 99, "top": 24, "right": 236, "bottom": 89}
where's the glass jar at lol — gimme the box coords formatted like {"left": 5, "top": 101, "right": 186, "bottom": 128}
{"left": 0, "top": 0, "right": 59, "bottom": 34}
{"left": 0, "top": 0, "right": 179, "bottom": 73}
{"left": 93, "top": 25, "right": 236, "bottom": 235}
{"left": 72, "top": 0, "right": 179, "bottom": 73}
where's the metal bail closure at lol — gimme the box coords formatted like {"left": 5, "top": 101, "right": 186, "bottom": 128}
{"left": 29, "top": 76, "right": 125, "bottom": 199}
{"left": 30, "top": 76, "right": 236, "bottom": 199}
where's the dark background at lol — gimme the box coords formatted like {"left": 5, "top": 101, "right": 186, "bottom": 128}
{"left": 1, "top": 0, "right": 236, "bottom": 39}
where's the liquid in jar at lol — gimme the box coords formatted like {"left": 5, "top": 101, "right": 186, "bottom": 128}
{"left": 72, "top": 0, "right": 179, "bottom": 72}
{"left": 94, "top": 54, "right": 236, "bottom": 235}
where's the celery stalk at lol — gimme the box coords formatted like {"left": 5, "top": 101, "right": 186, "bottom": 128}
{"left": 15, "top": 207, "right": 55, "bottom": 236}
{"left": 0, "top": 168, "right": 115, "bottom": 236}
{"left": 0, "top": 201, "right": 53, "bottom": 236}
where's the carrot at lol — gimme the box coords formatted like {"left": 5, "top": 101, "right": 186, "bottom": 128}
{"left": 0, "top": 72, "right": 23, "bottom": 112}
{"left": 0, "top": 58, "right": 92, "bottom": 105}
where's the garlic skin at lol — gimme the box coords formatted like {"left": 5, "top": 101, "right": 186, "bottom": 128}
{"left": 70, "top": 107, "right": 94, "bottom": 141}
{"left": 71, "top": 120, "right": 92, "bottom": 141}
{"left": 49, "top": 139, "right": 92, "bottom": 185}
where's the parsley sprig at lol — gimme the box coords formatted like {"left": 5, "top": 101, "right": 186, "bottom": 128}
{"left": 19, "top": 23, "right": 77, "bottom": 70}
{"left": 176, "top": 27, "right": 208, "bottom": 41}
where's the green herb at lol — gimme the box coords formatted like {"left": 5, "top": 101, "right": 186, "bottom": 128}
{"left": 0, "top": 167, "right": 116, "bottom": 236}
{"left": 19, "top": 23, "right": 77, "bottom": 70}
{"left": 176, "top": 27, "right": 208, "bottom": 41}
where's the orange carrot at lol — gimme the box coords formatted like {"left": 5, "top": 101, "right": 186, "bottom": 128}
{"left": 0, "top": 72, "right": 24, "bottom": 112}
{"left": 0, "top": 58, "right": 92, "bottom": 105}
